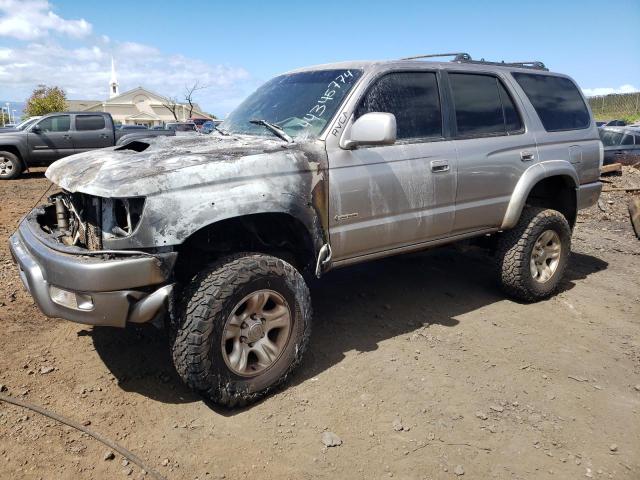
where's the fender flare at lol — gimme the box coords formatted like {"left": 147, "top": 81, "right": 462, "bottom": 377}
{"left": 501, "top": 160, "right": 579, "bottom": 230}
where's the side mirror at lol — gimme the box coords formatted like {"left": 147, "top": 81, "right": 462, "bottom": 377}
{"left": 31, "top": 125, "right": 41, "bottom": 133}
{"left": 344, "top": 112, "right": 396, "bottom": 149}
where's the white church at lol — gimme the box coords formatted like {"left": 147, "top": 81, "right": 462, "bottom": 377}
{"left": 66, "top": 58, "right": 213, "bottom": 128}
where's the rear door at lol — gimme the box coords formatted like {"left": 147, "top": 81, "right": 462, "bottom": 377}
{"left": 328, "top": 70, "right": 458, "bottom": 261}
{"left": 74, "top": 114, "right": 113, "bottom": 152}
{"left": 27, "top": 114, "right": 74, "bottom": 164}
{"left": 445, "top": 71, "right": 538, "bottom": 233}
{"left": 511, "top": 72, "right": 600, "bottom": 184}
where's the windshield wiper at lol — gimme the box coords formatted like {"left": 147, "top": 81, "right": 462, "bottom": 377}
{"left": 249, "top": 119, "right": 293, "bottom": 143}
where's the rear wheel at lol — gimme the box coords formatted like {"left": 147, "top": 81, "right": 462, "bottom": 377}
{"left": 171, "top": 253, "right": 312, "bottom": 407}
{"left": 0, "top": 151, "right": 22, "bottom": 180}
{"left": 496, "top": 207, "right": 571, "bottom": 301}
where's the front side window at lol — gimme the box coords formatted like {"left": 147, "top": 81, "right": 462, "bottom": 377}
{"left": 356, "top": 71, "right": 442, "bottom": 140}
{"left": 76, "top": 115, "right": 106, "bottom": 131}
{"left": 621, "top": 134, "right": 634, "bottom": 146}
{"left": 512, "top": 72, "right": 590, "bottom": 132}
{"left": 37, "top": 115, "right": 70, "bottom": 132}
{"left": 449, "top": 73, "right": 523, "bottom": 137}
{"left": 599, "top": 130, "right": 623, "bottom": 146}
{"left": 223, "top": 69, "right": 362, "bottom": 139}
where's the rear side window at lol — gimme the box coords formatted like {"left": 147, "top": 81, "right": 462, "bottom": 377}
{"left": 36, "top": 115, "right": 70, "bottom": 132}
{"left": 356, "top": 72, "right": 442, "bottom": 140}
{"left": 76, "top": 115, "right": 106, "bottom": 131}
{"left": 449, "top": 73, "right": 523, "bottom": 137}
{"left": 512, "top": 72, "right": 590, "bottom": 131}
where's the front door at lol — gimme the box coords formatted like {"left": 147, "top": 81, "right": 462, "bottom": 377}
{"left": 27, "top": 114, "right": 74, "bottom": 164}
{"left": 328, "top": 71, "right": 457, "bottom": 261}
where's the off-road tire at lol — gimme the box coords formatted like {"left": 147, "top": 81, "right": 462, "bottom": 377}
{"left": 496, "top": 207, "right": 571, "bottom": 302}
{"left": 171, "top": 253, "right": 312, "bottom": 408}
{"left": 0, "top": 151, "right": 22, "bottom": 180}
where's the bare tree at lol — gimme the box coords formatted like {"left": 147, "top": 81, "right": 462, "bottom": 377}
{"left": 161, "top": 96, "right": 180, "bottom": 121}
{"left": 184, "top": 81, "right": 208, "bottom": 118}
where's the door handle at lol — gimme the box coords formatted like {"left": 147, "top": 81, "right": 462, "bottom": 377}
{"left": 430, "top": 160, "right": 450, "bottom": 173}
{"left": 63, "top": 134, "right": 71, "bottom": 140}
{"left": 520, "top": 151, "right": 535, "bottom": 161}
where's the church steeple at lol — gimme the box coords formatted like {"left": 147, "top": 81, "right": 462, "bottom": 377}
{"left": 109, "top": 56, "right": 119, "bottom": 99}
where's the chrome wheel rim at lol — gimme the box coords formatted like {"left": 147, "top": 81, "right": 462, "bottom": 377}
{"left": 530, "top": 229, "right": 561, "bottom": 283}
{"left": 0, "top": 157, "right": 13, "bottom": 177}
{"left": 221, "top": 289, "right": 292, "bottom": 377}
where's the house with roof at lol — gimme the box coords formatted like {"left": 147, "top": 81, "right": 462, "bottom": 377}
{"left": 66, "top": 57, "right": 212, "bottom": 128}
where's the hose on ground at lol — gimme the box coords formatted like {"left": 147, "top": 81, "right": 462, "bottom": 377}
{"left": 0, "top": 393, "right": 167, "bottom": 480}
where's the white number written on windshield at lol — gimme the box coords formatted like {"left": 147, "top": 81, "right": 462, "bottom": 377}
{"left": 298, "top": 70, "right": 355, "bottom": 129}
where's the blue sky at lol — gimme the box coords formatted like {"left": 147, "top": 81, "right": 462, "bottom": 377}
{"left": 1, "top": 0, "right": 639, "bottom": 116}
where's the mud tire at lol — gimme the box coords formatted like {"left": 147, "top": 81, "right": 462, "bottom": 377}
{"left": 171, "top": 253, "right": 312, "bottom": 408}
{"left": 496, "top": 207, "right": 571, "bottom": 302}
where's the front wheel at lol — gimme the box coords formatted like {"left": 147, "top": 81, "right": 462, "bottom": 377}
{"left": 0, "top": 151, "right": 22, "bottom": 180}
{"left": 496, "top": 207, "right": 571, "bottom": 302}
{"left": 171, "top": 253, "right": 312, "bottom": 408}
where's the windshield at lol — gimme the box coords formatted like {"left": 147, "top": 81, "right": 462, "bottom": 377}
{"left": 222, "top": 69, "right": 362, "bottom": 140}
{"left": 16, "top": 117, "right": 39, "bottom": 130}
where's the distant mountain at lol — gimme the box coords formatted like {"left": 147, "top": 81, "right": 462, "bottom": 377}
{"left": 0, "top": 101, "right": 26, "bottom": 122}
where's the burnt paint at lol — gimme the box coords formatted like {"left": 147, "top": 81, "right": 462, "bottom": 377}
{"left": 45, "top": 134, "right": 329, "bottom": 256}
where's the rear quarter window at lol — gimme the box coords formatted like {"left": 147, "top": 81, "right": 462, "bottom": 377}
{"left": 512, "top": 72, "right": 590, "bottom": 132}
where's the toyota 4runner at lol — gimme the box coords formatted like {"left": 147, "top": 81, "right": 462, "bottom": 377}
{"left": 9, "top": 53, "right": 603, "bottom": 407}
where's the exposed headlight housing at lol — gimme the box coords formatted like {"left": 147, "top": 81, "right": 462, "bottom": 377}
{"left": 102, "top": 197, "right": 146, "bottom": 239}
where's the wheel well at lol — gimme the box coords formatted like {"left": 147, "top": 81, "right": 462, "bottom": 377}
{"left": 0, "top": 146, "right": 24, "bottom": 167}
{"left": 525, "top": 176, "right": 577, "bottom": 227}
{"left": 174, "top": 213, "right": 317, "bottom": 282}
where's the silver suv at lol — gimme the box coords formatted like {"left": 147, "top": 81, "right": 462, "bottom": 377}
{"left": 10, "top": 53, "right": 602, "bottom": 407}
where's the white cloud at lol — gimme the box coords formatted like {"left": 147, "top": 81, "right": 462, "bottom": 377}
{"left": 0, "top": 41, "right": 252, "bottom": 114}
{"left": 0, "top": 0, "right": 91, "bottom": 40}
{"left": 582, "top": 84, "right": 639, "bottom": 97}
{"left": 0, "top": 1, "right": 255, "bottom": 114}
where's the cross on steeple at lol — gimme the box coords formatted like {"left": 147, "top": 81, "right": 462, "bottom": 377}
{"left": 109, "top": 56, "right": 119, "bottom": 99}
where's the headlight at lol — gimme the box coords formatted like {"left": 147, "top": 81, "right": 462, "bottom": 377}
{"left": 102, "top": 197, "right": 145, "bottom": 238}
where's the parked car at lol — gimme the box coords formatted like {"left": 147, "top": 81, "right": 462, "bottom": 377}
{"left": 0, "top": 112, "right": 174, "bottom": 179}
{"left": 165, "top": 122, "right": 198, "bottom": 135}
{"left": 603, "top": 119, "right": 627, "bottom": 127}
{"left": 0, "top": 116, "right": 42, "bottom": 132}
{"left": 599, "top": 126, "right": 640, "bottom": 165}
{"left": 9, "top": 53, "right": 602, "bottom": 407}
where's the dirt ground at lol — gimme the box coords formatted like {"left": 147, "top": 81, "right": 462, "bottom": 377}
{"left": 0, "top": 168, "right": 639, "bottom": 480}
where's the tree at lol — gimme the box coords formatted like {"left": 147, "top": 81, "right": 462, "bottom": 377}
{"left": 25, "top": 85, "right": 67, "bottom": 117}
{"left": 0, "top": 110, "right": 9, "bottom": 126}
{"left": 184, "top": 81, "right": 208, "bottom": 118}
{"left": 161, "top": 96, "right": 180, "bottom": 121}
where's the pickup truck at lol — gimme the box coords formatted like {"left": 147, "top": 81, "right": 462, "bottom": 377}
{"left": 0, "top": 112, "right": 174, "bottom": 179}
{"left": 10, "top": 53, "right": 602, "bottom": 407}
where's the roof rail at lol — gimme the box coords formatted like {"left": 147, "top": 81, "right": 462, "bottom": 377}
{"left": 401, "top": 52, "right": 548, "bottom": 71}
{"left": 401, "top": 52, "right": 471, "bottom": 61}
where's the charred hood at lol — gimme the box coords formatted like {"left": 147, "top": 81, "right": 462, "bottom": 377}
{"left": 45, "top": 134, "right": 307, "bottom": 198}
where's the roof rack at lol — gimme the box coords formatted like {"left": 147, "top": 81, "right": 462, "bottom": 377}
{"left": 400, "top": 52, "right": 548, "bottom": 71}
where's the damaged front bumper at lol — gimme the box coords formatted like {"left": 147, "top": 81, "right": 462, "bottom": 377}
{"left": 9, "top": 212, "right": 176, "bottom": 328}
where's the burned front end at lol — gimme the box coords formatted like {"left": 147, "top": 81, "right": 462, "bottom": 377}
{"left": 9, "top": 191, "right": 176, "bottom": 328}
{"left": 38, "top": 191, "right": 145, "bottom": 251}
